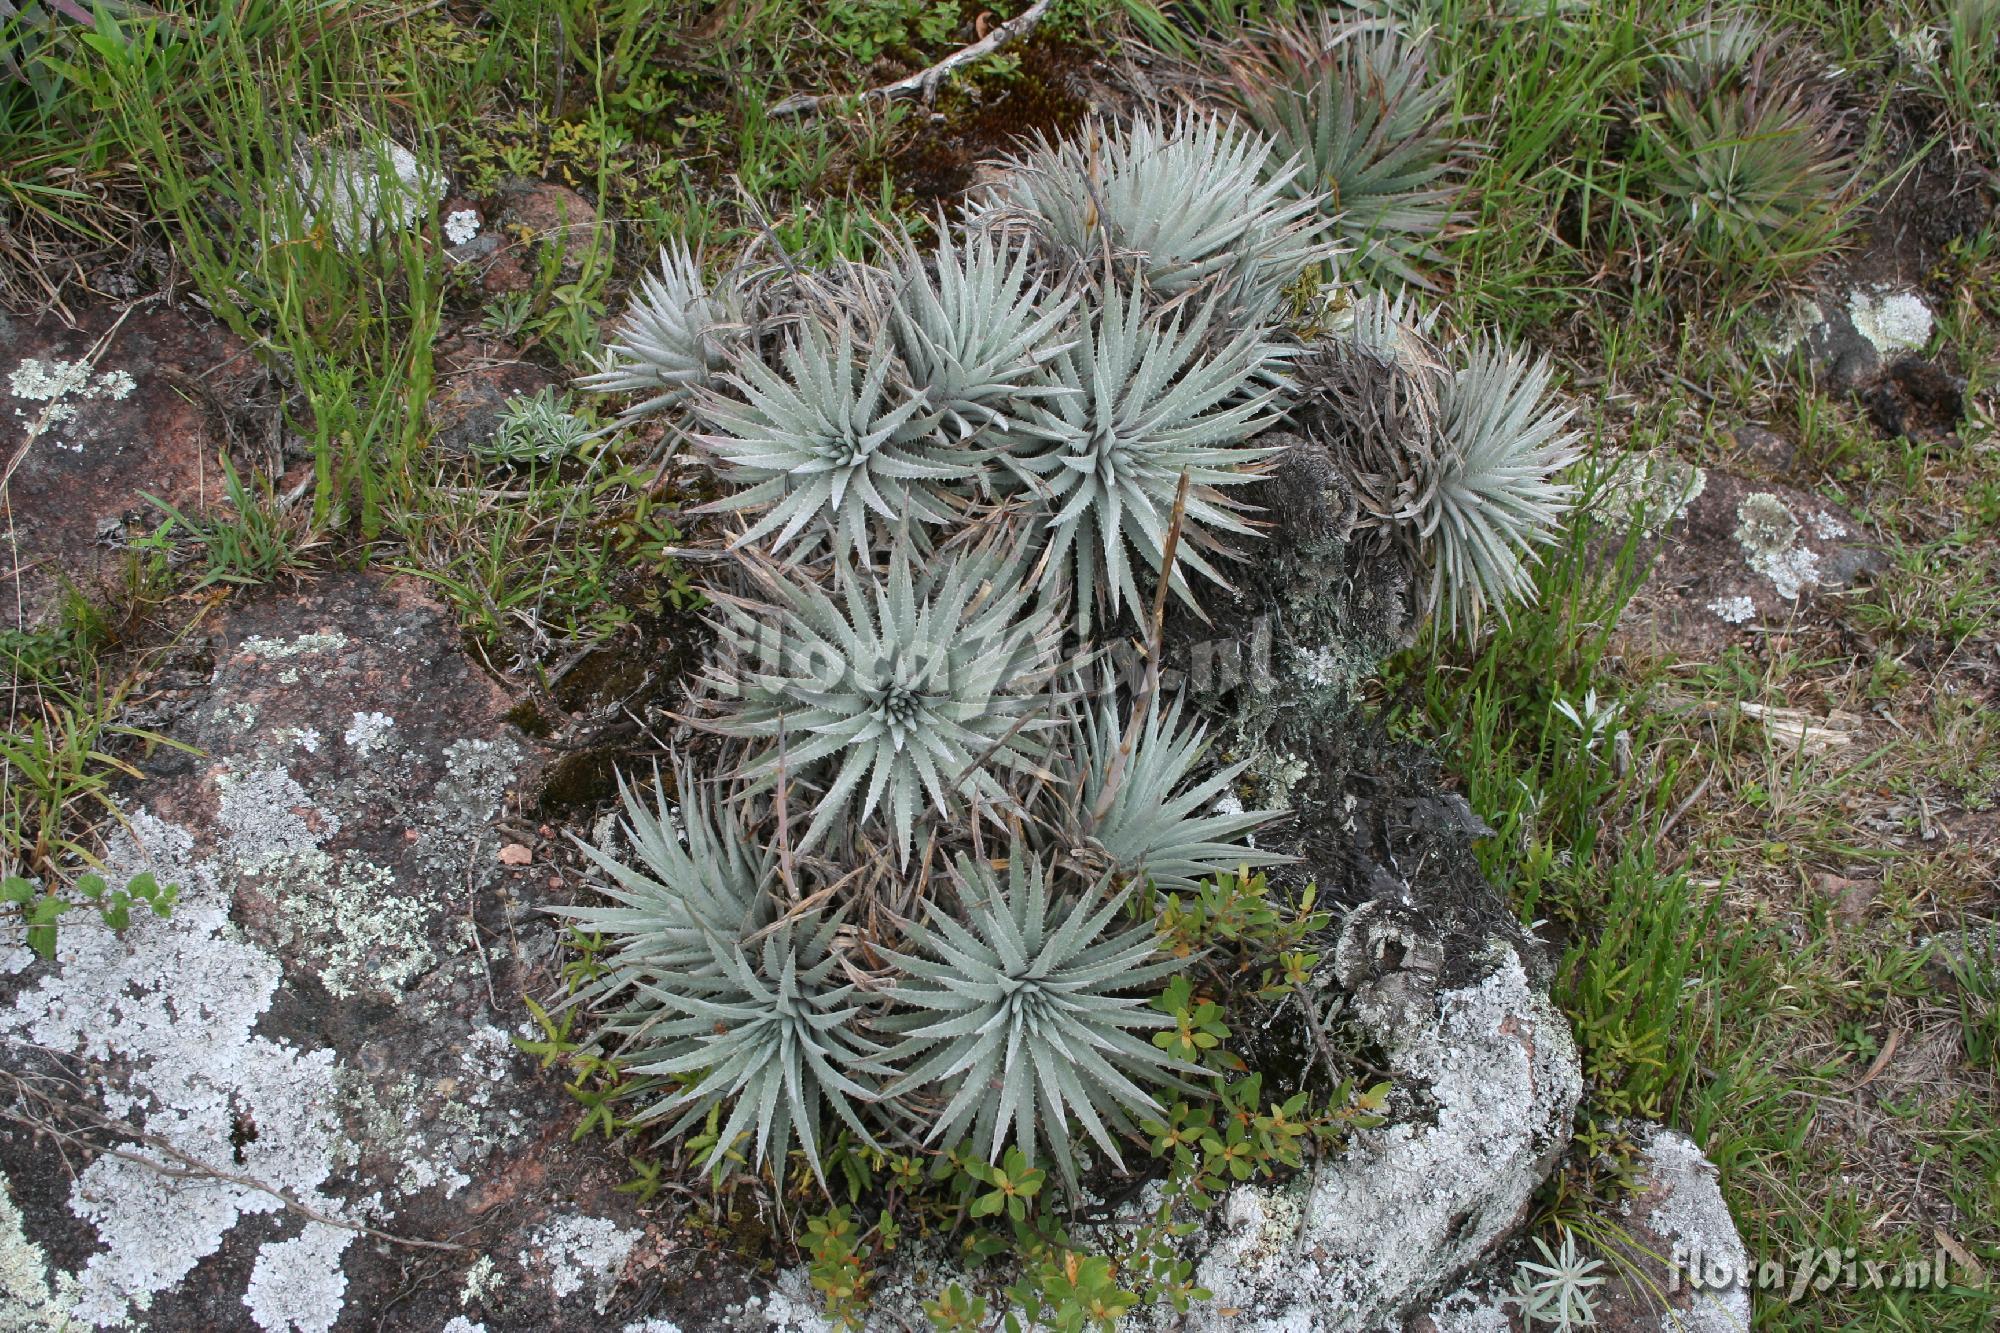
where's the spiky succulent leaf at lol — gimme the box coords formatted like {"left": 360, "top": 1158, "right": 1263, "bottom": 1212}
{"left": 1229, "top": 20, "right": 1471, "bottom": 290}
{"left": 1421, "top": 338, "right": 1580, "bottom": 634}
{"left": 882, "top": 855, "right": 1193, "bottom": 1188}
{"left": 701, "top": 545, "right": 1063, "bottom": 861}
{"left": 889, "top": 225, "right": 1077, "bottom": 441}
{"left": 1005, "top": 280, "right": 1289, "bottom": 635}
{"left": 579, "top": 241, "right": 738, "bottom": 419}
{"left": 1657, "top": 12, "right": 1770, "bottom": 92}
{"left": 983, "top": 110, "right": 1333, "bottom": 323}
{"left": 618, "top": 914, "right": 890, "bottom": 1182}
{"left": 559, "top": 763, "right": 775, "bottom": 989}
{"left": 1649, "top": 81, "right": 1851, "bottom": 272}
{"left": 694, "top": 319, "right": 978, "bottom": 554}
{"left": 1068, "top": 695, "right": 1290, "bottom": 892}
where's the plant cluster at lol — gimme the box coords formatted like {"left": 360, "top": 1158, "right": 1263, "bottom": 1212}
{"left": 562, "top": 96, "right": 1577, "bottom": 1238}
{"left": 1, "top": 869, "right": 177, "bottom": 960}
{"left": 1640, "top": 14, "right": 1857, "bottom": 282}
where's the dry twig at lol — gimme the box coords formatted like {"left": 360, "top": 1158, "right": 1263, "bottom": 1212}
{"left": 768, "top": 0, "right": 1055, "bottom": 116}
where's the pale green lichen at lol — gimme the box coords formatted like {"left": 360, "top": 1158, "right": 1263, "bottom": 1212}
{"left": 1760, "top": 297, "right": 1824, "bottom": 356}
{"left": 1846, "top": 286, "right": 1933, "bottom": 355}
{"left": 0, "top": 812, "right": 357, "bottom": 1329}
{"left": 6, "top": 357, "right": 137, "bottom": 451}
{"left": 333, "top": 1026, "right": 531, "bottom": 1203}
{"left": 0, "top": 1177, "right": 80, "bottom": 1331}
{"left": 1244, "top": 747, "right": 1313, "bottom": 813}
{"left": 342, "top": 711, "right": 397, "bottom": 757}
{"left": 460, "top": 1255, "right": 504, "bottom": 1307}
{"left": 242, "top": 1223, "right": 352, "bottom": 1333}
{"left": 210, "top": 725, "right": 524, "bottom": 1003}
{"left": 522, "top": 1215, "right": 640, "bottom": 1315}
{"left": 1734, "top": 492, "right": 1797, "bottom": 551}
{"left": 242, "top": 632, "right": 351, "bottom": 661}
{"left": 1708, "top": 594, "right": 1757, "bottom": 625}
{"left": 1734, "top": 492, "right": 1819, "bottom": 600}
{"left": 216, "top": 765, "right": 437, "bottom": 1000}
{"left": 1593, "top": 450, "right": 1706, "bottom": 538}
{"left": 0, "top": 622, "right": 541, "bottom": 1330}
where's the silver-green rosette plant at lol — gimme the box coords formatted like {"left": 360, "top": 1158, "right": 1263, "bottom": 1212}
{"left": 1005, "top": 278, "right": 1291, "bottom": 635}
{"left": 982, "top": 109, "right": 1334, "bottom": 326}
{"left": 881, "top": 854, "right": 1196, "bottom": 1189}
{"left": 697, "top": 542, "right": 1064, "bottom": 860}
{"left": 1065, "top": 694, "right": 1289, "bottom": 892}
{"left": 554, "top": 770, "right": 888, "bottom": 1183}
{"left": 560, "top": 763, "right": 774, "bottom": 980}
{"left": 887, "top": 223, "right": 1077, "bottom": 442}
{"left": 1298, "top": 292, "right": 1580, "bottom": 636}
{"left": 579, "top": 240, "right": 740, "bottom": 421}
{"left": 561, "top": 106, "right": 1583, "bottom": 1202}
{"left": 1422, "top": 337, "right": 1582, "bottom": 632}
{"left": 1227, "top": 17, "right": 1474, "bottom": 290}
{"left": 694, "top": 317, "right": 980, "bottom": 555}
{"left": 620, "top": 911, "right": 890, "bottom": 1183}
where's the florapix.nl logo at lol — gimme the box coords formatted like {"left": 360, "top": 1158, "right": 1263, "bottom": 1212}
{"left": 1668, "top": 1238, "right": 1990, "bottom": 1305}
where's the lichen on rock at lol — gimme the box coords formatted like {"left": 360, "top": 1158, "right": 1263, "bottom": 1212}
{"left": 0, "top": 573, "right": 609, "bottom": 1332}
{"left": 1133, "top": 947, "right": 1580, "bottom": 1331}
{"left": 1, "top": 812, "right": 359, "bottom": 1330}
{"left": 521, "top": 1214, "right": 642, "bottom": 1316}
{"left": 1734, "top": 492, "right": 1821, "bottom": 601}
{"left": 290, "top": 135, "right": 444, "bottom": 253}
{"left": 0, "top": 1175, "right": 81, "bottom": 1330}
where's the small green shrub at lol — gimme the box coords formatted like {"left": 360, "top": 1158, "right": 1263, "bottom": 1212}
{"left": 2, "top": 870, "right": 178, "bottom": 960}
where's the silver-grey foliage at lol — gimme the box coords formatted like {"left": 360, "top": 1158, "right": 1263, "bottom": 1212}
{"left": 484, "top": 386, "right": 594, "bottom": 464}
{"left": 888, "top": 224, "right": 1077, "bottom": 442}
{"left": 1423, "top": 338, "right": 1581, "bottom": 633}
{"left": 882, "top": 855, "right": 1194, "bottom": 1188}
{"left": 560, "top": 764, "right": 774, "bottom": 982}
{"left": 699, "top": 544, "right": 1063, "bottom": 860}
{"left": 616, "top": 913, "right": 890, "bottom": 1183}
{"left": 695, "top": 317, "right": 981, "bottom": 554}
{"left": 983, "top": 110, "right": 1333, "bottom": 324}
{"left": 579, "top": 241, "right": 739, "bottom": 420}
{"left": 556, "top": 773, "right": 885, "bottom": 1183}
{"left": 1007, "top": 279, "right": 1290, "bottom": 635}
{"left": 1067, "top": 695, "right": 1289, "bottom": 892}
{"left": 564, "top": 107, "right": 1581, "bottom": 1190}
{"left": 1301, "top": 296, "right": 1578, "bottom": 635}
{"left": 1228, "top": 19, "right": 1472, "bottom": 290}
{"left": 1657, "top": 12, "right": 1770, "bottom": 93}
